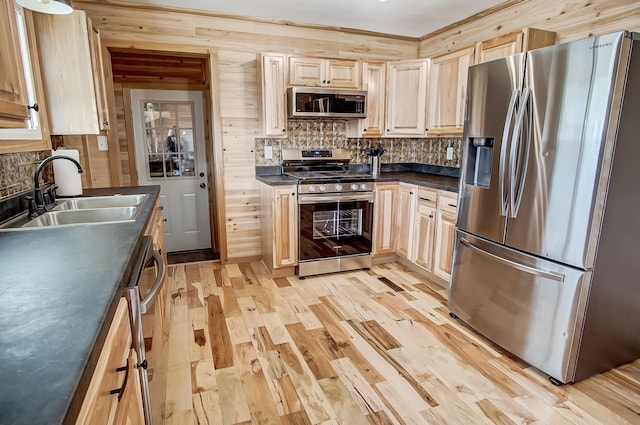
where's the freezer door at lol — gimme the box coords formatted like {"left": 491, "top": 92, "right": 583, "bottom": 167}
{"left": 457, "top": 54, "right": 525, "bottom": 244}
{"left": 449, "top": 231, "right": 591, "bottom": 383}
{"left": 505, "top": 32, "right": 627, "bottom": 269}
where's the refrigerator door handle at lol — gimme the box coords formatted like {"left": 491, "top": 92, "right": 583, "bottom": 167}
{"left": 509, "top": 87, "right": 531, "bottom": 218}
{"left": 500, "top": 89, "right": 520, "bottom": 217}
{"left": 460, "top": 238, "right": 565, "bottom": 282}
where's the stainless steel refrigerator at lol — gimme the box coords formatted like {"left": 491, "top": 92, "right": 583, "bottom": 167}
{"left": 449, "top": 31, "right": 640, "bottom": 384}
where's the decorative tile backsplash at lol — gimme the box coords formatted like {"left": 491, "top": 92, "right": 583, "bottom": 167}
{"left": 255, "top": 120, "right": 462, "bottom": 168}
{"left": 0, "top": 151, "right": 52, "bottom": 200}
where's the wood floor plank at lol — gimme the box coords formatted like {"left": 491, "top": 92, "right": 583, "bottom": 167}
{"left": 216, "top": 366, "right": 252, "bottom": 425}
{"left": 309, "top": 302, "right": 351, "bottom": 343}
{"left": 192, "top": 389, "right": 223, "bottom": 425}
{"left": 237, "top": 296, "right": 265, "bottom": 329}
{"left": 275, "top": 342, "right": 336, "bottom": 424}
{"left": 159, "top": 262, "right": 640, "bottom": 425}
{"left": 318, "top": 376, "right": 368, "bottom": 425}
{"left": 207, "top": 295, "right": 235, "bottom": 369}
{"left": 285, "top": 322, "right": 337, "bottom": 380}
{"left": 234, "top": 342, "right": 284, "bottom": 425}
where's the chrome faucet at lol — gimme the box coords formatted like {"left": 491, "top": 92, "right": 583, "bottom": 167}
{"left": 30, "top": 156, "right": 83, "bottom": 217}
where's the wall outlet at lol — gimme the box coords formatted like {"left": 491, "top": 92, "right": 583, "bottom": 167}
{"left": 97, "top": 135, "right": 109, "bottom": 151}
{"left": 446, "top": 146, "right": 454, "bottom": 160}
{"left": 264, "top": 145, "right": 273, "bottom": 159}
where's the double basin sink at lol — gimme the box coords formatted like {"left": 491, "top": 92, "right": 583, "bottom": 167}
{"left": 22, "top": 194, "right": 147, "bottom": 228}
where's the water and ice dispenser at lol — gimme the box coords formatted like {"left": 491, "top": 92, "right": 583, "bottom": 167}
{"left": 465, "top": 137, "right": 494, "bottom": 188}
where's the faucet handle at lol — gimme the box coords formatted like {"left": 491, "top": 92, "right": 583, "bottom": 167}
{"left": 46, "top": 184, "right": 59, "bottom": 204}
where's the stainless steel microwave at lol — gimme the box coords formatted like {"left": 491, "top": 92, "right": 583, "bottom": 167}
{"left": 287, "top": 87, "right": 367, "bottom": 119}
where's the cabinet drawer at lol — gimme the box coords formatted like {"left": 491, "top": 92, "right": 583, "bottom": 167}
{"left": 438, "top": 190, "right": 458, "bottom": 214}
{"left": 76, "top": 298, "right": 132, "bottom": 425}
{"left": 417, "top": 187, "right": 437, "bottom": 208}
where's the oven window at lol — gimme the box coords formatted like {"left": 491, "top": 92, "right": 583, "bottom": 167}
{"left": 299, "top": 199, "right": 373, "bottom": 261}
{"left": 313, "top": 209, "right": 362, "bottom": 239}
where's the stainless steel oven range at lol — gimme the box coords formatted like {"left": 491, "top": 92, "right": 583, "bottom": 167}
{"left": 282, "top": 149, "right": 374, "bottom": 277}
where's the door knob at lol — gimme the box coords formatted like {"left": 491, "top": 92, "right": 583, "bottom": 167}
{"left": 200, "top": 183, "right": 206, "bottom": 189}
{"left": 199, "top": 172, "right": 205, "bottom": 177}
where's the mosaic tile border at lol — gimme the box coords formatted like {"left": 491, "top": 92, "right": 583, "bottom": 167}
{"left": 0, "top": 151, "right": 52, "bottom": 200}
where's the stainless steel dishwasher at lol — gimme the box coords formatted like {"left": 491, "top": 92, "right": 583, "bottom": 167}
{"left": 123, "top": 236, "right": 166, "bottom": 425}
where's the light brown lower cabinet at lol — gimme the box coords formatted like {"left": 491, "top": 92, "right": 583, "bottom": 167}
{"left": 75, "top": 298, "right": 143, "bottom": 425}
{"left": 372, "top": 182, "right": 398, "bottom": 255}
{"left": 395, "top": 183, "right": 416, "bottom": 258}
{"left": 260, "top": 183, "right": 298, "bottom": 275}
{"left": 113, "top": 349, "right": 146, "bottom": 425}
{"left": 433, "top": 191, "right": 458, "bottom": 282}
{"left": 411, "top": 187, "right": 438, "bottom": 272}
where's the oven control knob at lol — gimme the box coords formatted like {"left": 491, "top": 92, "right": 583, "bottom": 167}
{"left": 335, "top": 184, "right": 343, "bottom": 191}
{"left": 308, "top": 185, "right": 315, "bottom": 192}
{"left": 361, "top": 183, "right": 368, "bottom": 190}
{"left": 319, "top": 185, "right": 326, "bottom": 192}
{"left": 351, "top": 184, "right": 358, "bottom": 190}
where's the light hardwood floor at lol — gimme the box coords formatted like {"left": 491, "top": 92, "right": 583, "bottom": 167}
{"left": 157, "top": 261, "right": 640, "bottom": 424}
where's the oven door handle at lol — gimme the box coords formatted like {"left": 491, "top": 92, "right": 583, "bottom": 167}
{"left": 298, "top": 193, "right": 374, "bottom": 204}
{"left": 140, "top": 249, "right": 166, "bottom": 314}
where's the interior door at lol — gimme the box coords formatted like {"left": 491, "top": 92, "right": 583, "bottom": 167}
{"left": 457, "top": 54, "right": 525, "bottom": 245}
{"left": 131, "top": 89, "right": 211, "bottom": 252}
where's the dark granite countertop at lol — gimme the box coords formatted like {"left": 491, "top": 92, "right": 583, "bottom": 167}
{"left": 0, "top": 185, "right": 160, "bottom": 425}
{"left": 256, "top": 169, "right": 460, "bottom": 193}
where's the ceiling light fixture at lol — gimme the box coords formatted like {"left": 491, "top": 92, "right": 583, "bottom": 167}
{"left": 16, "top": 0, "right": 73, "bottom": 15}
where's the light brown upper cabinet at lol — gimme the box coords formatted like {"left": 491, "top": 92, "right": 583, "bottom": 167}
{"left": 288, "top": 57, "right": 360, "bottom": 89}
{"left": 0, "top": 3, "right": 50, "bottom": 153}
{"left": 475, "top": 28, "right": 556, "bottom": 64}
{"left": 33, "top": 10, "right": 110, "bottom": 135}
{"left": 426, "top": 46, "right": 475, "bottom": 137}
{"left": 258, "top": 53, "right": 287, "bottom": 137}
{"left": 385, "top": 59, "right": 430, "bottom": 136}
{"left": 0, "top": 0, "right": 29, "bottom": 129}
{"left": 358, "top": 61, "right": 386, "bottom": 137}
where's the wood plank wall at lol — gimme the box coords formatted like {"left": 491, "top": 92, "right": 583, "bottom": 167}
{"left": 75, "top": 0, "right": 417, "bottom": 262}
{"left": 418, "top": 0, "right": 640, "bottom": 57}
{"left": 75, "top": 0, "right": 639, "bottom": 262}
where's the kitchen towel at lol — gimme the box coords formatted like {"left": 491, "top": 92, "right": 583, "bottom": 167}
{"left": 51, "top": 149, "right": 83, "bottom": 197}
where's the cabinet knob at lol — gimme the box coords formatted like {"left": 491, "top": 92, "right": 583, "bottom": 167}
{"left": 28, "top": 103, "right": 39, "bottom": 112}
{"left": 327, "top": 80, "right": 331, "bottom": 84}
{"left": 282, "top": 128, "right": 286, "bottom": 132}
{"left": 103, "top": 120, "right": 109, "bottom": 127}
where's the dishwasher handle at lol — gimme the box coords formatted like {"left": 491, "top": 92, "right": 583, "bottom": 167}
{"left": 140, "top": 249, "right": 166, "bottom": 314}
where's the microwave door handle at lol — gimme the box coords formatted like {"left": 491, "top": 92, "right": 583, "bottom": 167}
{"left": 140, "top": 249, "right": 166, "bottom": 314}
{"left": 500, "top": 89, "right": 520, "bottom": 217}
{"left": 509, "top": 88, "right": 531, "bottom": 218}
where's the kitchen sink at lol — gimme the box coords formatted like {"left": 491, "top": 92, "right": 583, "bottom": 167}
{"left": 22, "top": 207, "right": 139, "bottom": 228}
{"left": 53, "top": 194, "right": 146, "bottom": 211}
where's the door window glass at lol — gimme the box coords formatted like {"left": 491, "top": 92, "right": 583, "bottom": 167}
{"left": 142, "top": 101, "right": 197, "bottom": 178}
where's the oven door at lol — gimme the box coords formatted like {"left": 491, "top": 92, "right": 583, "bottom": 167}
{"left": 123, "top": 236, "right": 166, "bottom": 425}
{"left": 298, "top": 193, "right": 373, "bottom": 261}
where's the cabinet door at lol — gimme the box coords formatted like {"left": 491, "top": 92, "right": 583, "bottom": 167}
{"left": 0, "top": 0, "right": 29, "bottom": 127}
{"left": 373, "top": 183, "right": 398, "bottom": 255}
{"left": 288, "top": 57, "right": 324, "bottom": 86}
{"left": 259, "top": 54, "right": 287, "bottom": 137}
{"left": 427, "top": 47, "right": 474, "bottom": 137}
{"left": 413, "top": 204, "right": 437, "bottom": 271}
{"left": 434, "top": 191, "right": 458, "bottom": 283}
{"left": 386, "top": 59, "right": 429, "bottom": 136}
{"left": 75, "top": 298, "right": 132, "bottom": 425}
{"left": 395, "top": 183, "right": 416, "bottom": 259}
{"left": 87, "top": 19, "right": 110, "bottom": 131}
{"left": 475, "top": 28, "right": 555, "bottom": 64}
{"left": 359, "top": 62, "right": 385, "bottom": 137}
{"left": 113, "top": 349, "right": 145, "bottom": 425}
{"left": 274, "top": 186, "right": 297, "bottom": 267}
{"left": 412, "top": 187, "right": 438, "bottom": 270}
{"left": 325, "top": 59, "right": 360, "bottom": 88}
{"left": 33, "top": 10, "right": 100, "bottom": 134}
